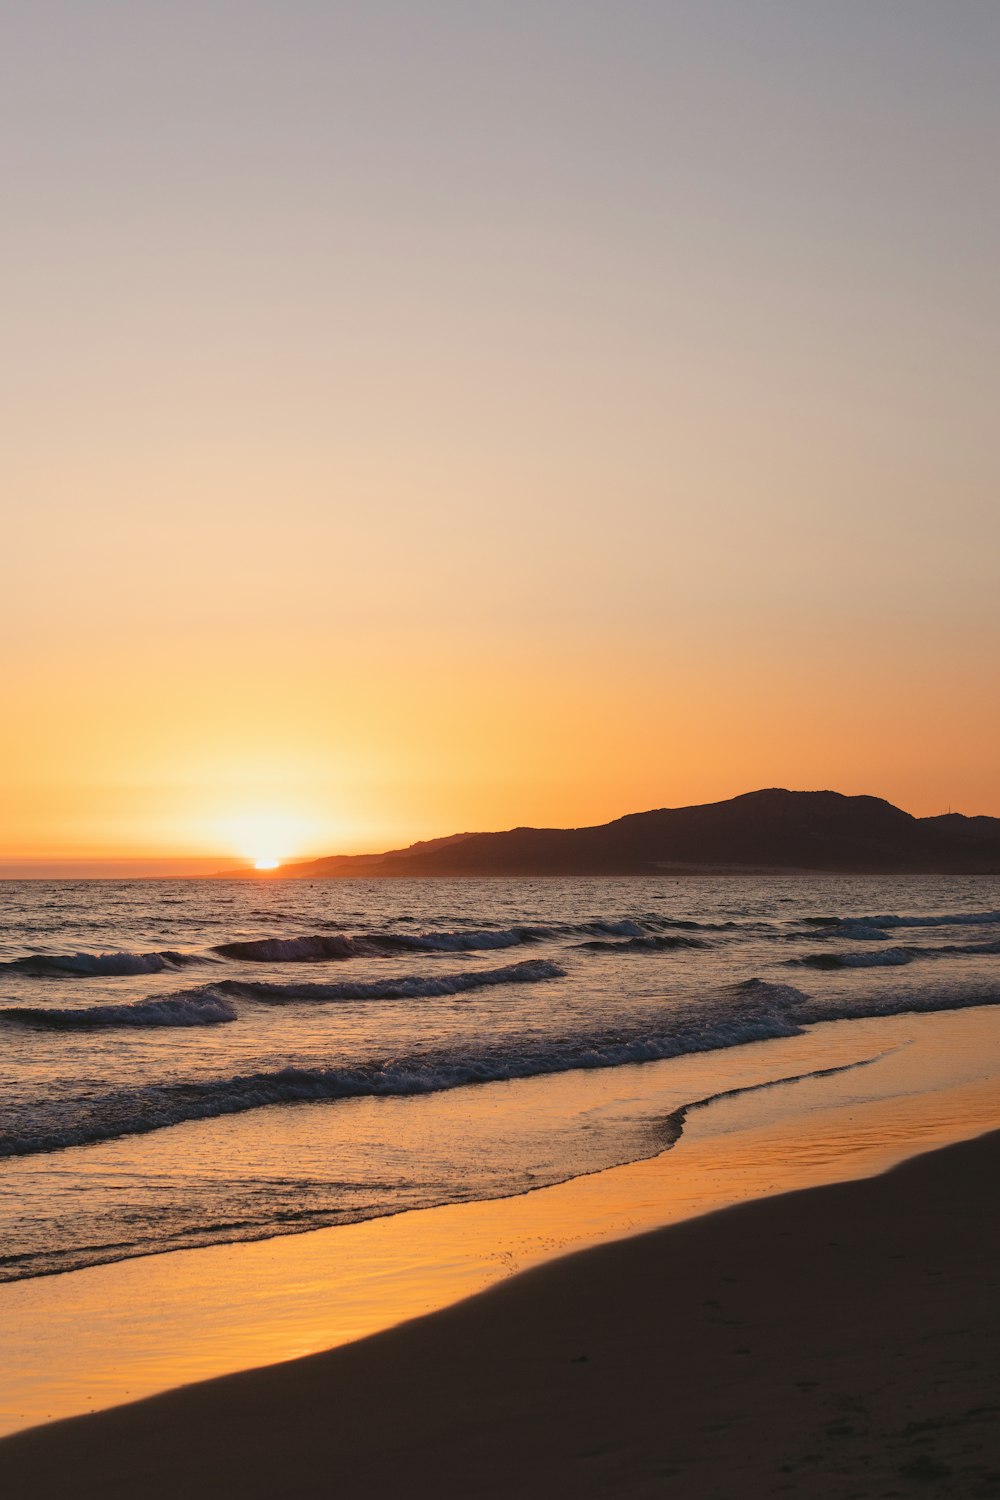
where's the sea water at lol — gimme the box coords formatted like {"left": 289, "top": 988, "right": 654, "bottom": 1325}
{"left": 1, "top": 874, "right": 998, "bottom": 1282}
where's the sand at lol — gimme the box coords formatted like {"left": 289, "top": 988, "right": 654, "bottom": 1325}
{"left": 1, "top": 1126, "right": 997, "bottom": 1500}
{"left": 2, "top": 1006, "right": 996, "bottom": 1437}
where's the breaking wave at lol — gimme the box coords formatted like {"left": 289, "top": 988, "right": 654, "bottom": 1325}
{"left": 738, "top": 974, "right": 1000, "bottom": 1030}
{"left": 4, "top": 955, "right": 1000, "bottom": 1157}
{"left": 0, "top": 983, "right": 811, "bottom": 1158}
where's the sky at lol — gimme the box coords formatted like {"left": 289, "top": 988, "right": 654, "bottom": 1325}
{"left": 3, "top": 1, "right": 999, "bottom": 871}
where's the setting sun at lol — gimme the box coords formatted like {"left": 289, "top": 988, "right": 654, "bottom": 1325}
{"left": 213, "top": 808, "right": 316, "bottom": 871}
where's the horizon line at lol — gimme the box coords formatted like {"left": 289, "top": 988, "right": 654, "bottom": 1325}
{"left": 0, "top": 787, "right": 991, "bottom": 878}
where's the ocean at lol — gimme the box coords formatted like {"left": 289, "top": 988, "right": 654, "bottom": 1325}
{"left": 2, "top": 874, "right": 999, "bottom": 1284}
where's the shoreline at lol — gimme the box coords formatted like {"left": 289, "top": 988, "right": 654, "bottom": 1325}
{"left": 1, "top": 1123, "right": 997, "bottom": 1497}
{"left": 0, "top": 1025, "right": 893, "bottom": 1292}
{"left": 0, "top": 1004, "right": 997, "bottom": 1451}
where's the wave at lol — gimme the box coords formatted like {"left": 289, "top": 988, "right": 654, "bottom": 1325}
{"left": 210, "top": 916, "right": 722, "bottom": 963}
{"left": 0, "top": 962, "right": 563, "bottom": 1030}
{"left": 219, "top": 959, "right": 565, "bottom": 1004}
{"left": 0, "top": 988, "right": 810, "bottom": 1159}
{"left": 1, "top": 950, "right": 205, "bottom": 978}
{"left": 0, "top": 1044, "right": 897, "bottom": 1285}
{"left": 804, "top": 982, "right": 1000, "bottom": 1029}
{"left": 736, "top": 978, "right": 813, "bottom": 1006}
{"left": 214, "top": 934, "right": 385, "bottom": 962}
{"left": 796, "top": 947, "right": 914, "bottom": 970}
{"left": 6, "top": 966, "right": 1000, "bottom": 1158}
{"left": 804, "top": 910, "right": 1000, "bottom": 934}
{"left": 795, "top": 937, "right": 1000, "bottom": 970}
{"left": 211, "top": 927, "right": 552, "bottom": 962}
{"left": 3, "top": 916, "right": 728, "bottom": 978}
{"left": 570, "top": 935, "right": 707, "bottom": 953}
{"left": 0, "top": 991, "right": 238, "bottom": 1030}
{"left": 740, "top": 974, "right": 1000, "bottom": 1029}
{"left": 794, "top": 922, "right": 892, "bottom": 943}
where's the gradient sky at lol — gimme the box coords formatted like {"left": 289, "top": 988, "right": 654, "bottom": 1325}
{"left": 4, "top": 1, "right": 999, "bottom": 870}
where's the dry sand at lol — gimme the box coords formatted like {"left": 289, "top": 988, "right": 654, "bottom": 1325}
{"left": 1, "top": 1127, "right": 997, "bottom": 1500}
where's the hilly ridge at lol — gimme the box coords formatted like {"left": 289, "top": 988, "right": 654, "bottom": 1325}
{"left": 249, "top": 790, "right": 1000, "bottom": 878}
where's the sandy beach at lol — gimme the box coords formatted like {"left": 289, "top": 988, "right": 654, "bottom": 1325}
{"left": 2, "top": 1118, "right": 997, "bottom": 1498}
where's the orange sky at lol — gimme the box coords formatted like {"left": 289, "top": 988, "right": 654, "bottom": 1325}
{"left": 4, "top": 4, "right": 999, "bottom": 871}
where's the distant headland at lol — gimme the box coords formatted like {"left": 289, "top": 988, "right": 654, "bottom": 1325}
{"left": 231, "top": 789, "right": 1000, "bottom": 877}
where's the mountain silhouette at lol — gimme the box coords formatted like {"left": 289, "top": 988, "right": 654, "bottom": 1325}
{"left": 249, "top": 790, "right": 1000, "bottom": 877}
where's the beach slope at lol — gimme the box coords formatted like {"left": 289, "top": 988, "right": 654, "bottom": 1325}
{"left": 1, "top": 1130, "right": 997, "bottom": 1498}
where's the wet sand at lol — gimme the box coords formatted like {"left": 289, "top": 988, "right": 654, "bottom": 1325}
{"left": 1, "top": 1123, "right": 997, "bottom": 1499}
{"left": 1, "top": 1005, "right": 997, "bottom": 1438}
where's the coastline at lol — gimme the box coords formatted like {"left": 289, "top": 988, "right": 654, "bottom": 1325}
{"left": 0, "top": 1003, "right": 997, "bottom": 1481}
{"left": 1, "top": 1121, "right": 997, "bottom": 1496}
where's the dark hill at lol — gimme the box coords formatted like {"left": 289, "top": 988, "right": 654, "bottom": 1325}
{"left": 256, "top": 790, "right": 1000, "bottom": 877}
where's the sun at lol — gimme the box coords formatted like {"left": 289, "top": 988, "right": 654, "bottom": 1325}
{"left": 213, "top": 808, "right": 314, "bottom": 871}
